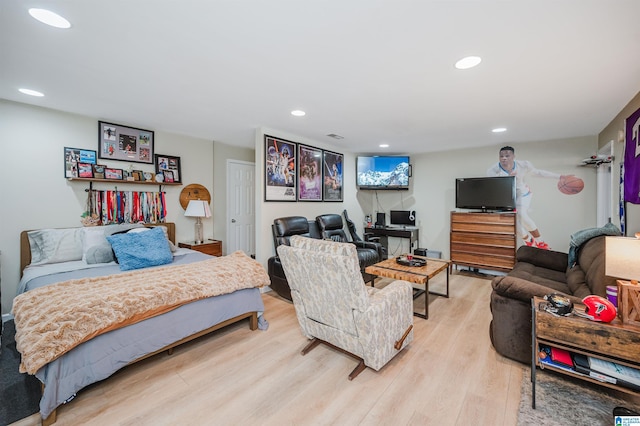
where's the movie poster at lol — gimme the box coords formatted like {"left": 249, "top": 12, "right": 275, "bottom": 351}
{"left": 323, "top": 150, "right": 343, "bottom": 202}
{"left": 264, "top": 135, "right": 296, "bottom": 201}
{"left": 298, "top": 145, "right": 322, "bottom": 201}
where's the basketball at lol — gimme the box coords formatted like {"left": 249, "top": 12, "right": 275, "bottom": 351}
{"left": 557, "top": 175, "right": 584, "bottom": 195}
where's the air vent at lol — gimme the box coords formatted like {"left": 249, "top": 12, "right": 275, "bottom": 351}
{"left": 326, "top": 133, "right": 344, "bottom": 139}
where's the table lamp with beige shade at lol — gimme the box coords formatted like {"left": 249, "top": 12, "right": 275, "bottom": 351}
{"left": 606, "top": 235, "right": 640, "bottom": 326}
{"left": 184, "top": 200, "right": 211, "bottom": 244}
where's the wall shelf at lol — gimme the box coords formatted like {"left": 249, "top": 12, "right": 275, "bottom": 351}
{"left": 67, "top": 177, "right": 182, "bottom": 191}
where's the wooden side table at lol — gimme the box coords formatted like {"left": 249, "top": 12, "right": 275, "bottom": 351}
{"left": 178, "top": 240, "right": 222, "bottom": 257}
{"left": 531, "top": 296, "right": 640, "bottom": 409}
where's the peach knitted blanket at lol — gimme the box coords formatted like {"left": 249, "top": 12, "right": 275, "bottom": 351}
{"left": 13, "top": 251, "right": 269, "bottom": 374}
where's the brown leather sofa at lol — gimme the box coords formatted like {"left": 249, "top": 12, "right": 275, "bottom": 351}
{"left": 489, "top": 234, "right": 618, "bottom": 364}
{"left": 267, "top": 215, "right": 384, "bottom": 301}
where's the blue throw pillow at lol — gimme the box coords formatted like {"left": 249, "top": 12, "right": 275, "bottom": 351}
{"left": 106, "top": 227, "right": 172, "bottom": 271}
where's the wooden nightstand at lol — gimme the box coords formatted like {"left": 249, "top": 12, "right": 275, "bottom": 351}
{"left": 178, "top": 240, "right": 222, "bottom": 257}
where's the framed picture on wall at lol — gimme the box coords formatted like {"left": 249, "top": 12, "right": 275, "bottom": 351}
{"left": 264, "top": 135, "right": 297, "bottom": 201}
{"left": 93, "top": 164, "right": 106, "bottom": 179}
{"left": 64, "top": 147, "right": 96, "bottom": 178}
{"left": 323, "top": 150, "right": 343, "bottom": 202}
{"left": 77, "top": 163, "right": 94, "bottom": 178}
{"left": 298, "top": 144, "right": 322, "bottom": 201}
{"left": 98, "top": 121, "right": 154, "bottom": 164}
{"left": 155, "top": 154, "right": 182, "bottom": 183}
{"left": 163, "top": 170, "right": 175, "bottom": 183}
{"left": 104, "top": 168, "right": 123, "bottom": 180}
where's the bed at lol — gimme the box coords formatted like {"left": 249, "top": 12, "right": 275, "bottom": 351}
{"left": 14, "top": 223, "right": 269, "bottom": 425}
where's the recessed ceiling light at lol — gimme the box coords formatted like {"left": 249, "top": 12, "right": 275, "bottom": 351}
{"left": 28, "top": 8, "right": 71, "bottom": 29}
{"left": 455, "top": 56, "right": 482, "bottom": 70}
{"left": 18, "top": 88, "right": 44, "bottom": 97}
{"left": 291, "top": 110, "right": 306, "bottom": 117}
{"left": 379, "top": 144, "right": 389, "bottom": 148}
{"left": 492, "top": 127, "right": 507, "bottom": 133}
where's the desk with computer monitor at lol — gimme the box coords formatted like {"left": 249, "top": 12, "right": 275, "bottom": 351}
{"left": 367, "top": 225, "right": 419, "bottom": 254}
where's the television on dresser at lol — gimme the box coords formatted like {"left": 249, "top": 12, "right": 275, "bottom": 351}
{"left": 455, "top": 176, "right": 516, "bottom": 211}
{"left": 356, "top": 155, "right": 411, "bottom": 190}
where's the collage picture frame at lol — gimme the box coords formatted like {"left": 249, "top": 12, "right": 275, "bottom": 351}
{"left": 64, "top": 147, "right": 97, "bottom": 178}
{"left": 155, "top": 154, "right": 182, "bottom": 184}
{"left": 98, "top": 121, "right": 154, "bottom": 164}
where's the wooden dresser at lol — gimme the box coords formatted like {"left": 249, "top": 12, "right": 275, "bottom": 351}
{"left": 450, "top": 211, "right": 516, "bottom": 272}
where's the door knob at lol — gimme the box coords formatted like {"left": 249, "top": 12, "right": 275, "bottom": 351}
{"left": 231, "top": 219, "right": 236, "bottom": 223}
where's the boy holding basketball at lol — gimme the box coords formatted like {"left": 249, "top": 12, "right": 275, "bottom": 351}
{"left": 487, "top": 146, "right": 580, "bottom": 250}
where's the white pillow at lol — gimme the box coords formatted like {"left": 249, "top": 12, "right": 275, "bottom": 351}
{"left": 82, "top": 227, "right": 107, "bottom": 262}
{"left": 82, "top": 223, "right": 144, "bottom": 262}
{"left": 28, "top": 228, "right": 84, "bottom": 265}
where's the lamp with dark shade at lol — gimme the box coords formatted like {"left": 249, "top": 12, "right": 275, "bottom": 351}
{"left": 184, "top": 200, "right": 211, "bottom": 244}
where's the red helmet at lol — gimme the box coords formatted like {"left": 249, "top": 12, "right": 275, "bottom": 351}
{"left": 582, "top": 295, "right": 617, "bottom": 322}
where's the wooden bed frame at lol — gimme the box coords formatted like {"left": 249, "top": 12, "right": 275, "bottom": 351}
{"left": 19, "top": 223, "right": 258, "bottom": 425}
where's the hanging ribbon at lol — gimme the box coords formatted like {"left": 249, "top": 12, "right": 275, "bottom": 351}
{"left": 87, "top": 189, "right": 166, "bottom": 225}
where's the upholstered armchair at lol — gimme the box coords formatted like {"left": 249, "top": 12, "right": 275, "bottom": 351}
{"left": 316, "top": 213, "right": 384, "bottom": 283}
{"left": 277, "top": 235, "right": 414, "bottom": 379}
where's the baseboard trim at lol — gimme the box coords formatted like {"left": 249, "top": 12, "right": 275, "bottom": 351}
{"left": 2, "top": 313, "right": 14, "bottom": 323}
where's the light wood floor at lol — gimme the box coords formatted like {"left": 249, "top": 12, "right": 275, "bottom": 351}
{"left": 12, "top": 272, "right": 524, "bottom": 426}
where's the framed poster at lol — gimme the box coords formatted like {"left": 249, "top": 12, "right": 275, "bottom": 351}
{"left": 624, "top": 107, "right": 640, "bottom": 204}
{"left": 264, "top": 135, "right": 296, "bottom": 201}
{"left": 93, "top": 164, "right": 106, "bottom": 179}
{"left": 155, "top": 154, "right": 182, "bottom": 183}
{"left": 298, "top": 144, "right": 322, "bottom": 201}
{"left": 104, "top": 168, "right": 123, "bottom": 180}
{"left": 77, "top": 163, "right": 94, "bottom": 178}
{"left": 323, "top": 150, "right": 344, "bottom": 202}
{"left": 98, "top": 121, "right": 154, "bottom": 164}
{"left": 64, "top": 147, "right": 96, "bottom": 178}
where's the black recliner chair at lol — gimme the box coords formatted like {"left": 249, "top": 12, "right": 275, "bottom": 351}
{"left": 267, "top": 216, "right": 319, "bottom": 301}
{"left": 343, "top": 209, "right": 388, "bottom": 258}
{"left": 315, "top": 213, "right": 384, "bottom": 284}
{"left": 267, "top": 214, "right": 384, "bottom": 301}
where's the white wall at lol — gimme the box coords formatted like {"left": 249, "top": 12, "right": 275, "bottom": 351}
{"left": 0, "top": 99, "right": 615, "bottom": 315}
{"left": 367, "top": 136, "right": 599, "bottom": 257}
{"left": 0, "top": 100, "right": 215, "bottom": 314}
{"left": 599, "top": 90, "right": 640, "bottom": 236}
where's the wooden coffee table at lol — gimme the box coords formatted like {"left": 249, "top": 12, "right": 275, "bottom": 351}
{"left": 365, "top": 256, "right": 450, "bottom": 319}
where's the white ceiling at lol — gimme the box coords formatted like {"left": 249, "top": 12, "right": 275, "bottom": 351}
{"left": 2, "top": 1, "right": 640, "bottom": 154}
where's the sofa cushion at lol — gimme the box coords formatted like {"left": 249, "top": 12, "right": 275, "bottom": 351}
{"left": 565, "top": 266, "right": 591, "bottom": 298}
{"left": 509, "top": 262, "right": 570, "bottom": 294}
{"left": 577, "top": 236, "right": 616, "bottom": 297}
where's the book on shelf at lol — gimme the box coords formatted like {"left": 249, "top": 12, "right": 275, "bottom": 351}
{"left": 550, "top": 347, "right": 573, "bottom": 367}
{"left": 538, "top": 344, "right": 575, "bottom": 372}
{"left": 588, "top": 357, "right": 640, "bottom": 390}
{"left": 572, "top": 353, "right": 591, "bottom": 375}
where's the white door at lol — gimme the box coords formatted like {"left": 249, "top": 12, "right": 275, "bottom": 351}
{"left": 596, "top": 141, "right": 614, "bottom": 227}
{"left": 226, "top": 160, "right": 255, "bottom": 257}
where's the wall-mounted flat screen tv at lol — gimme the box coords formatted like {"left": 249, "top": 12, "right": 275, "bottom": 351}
{"left": 455, "top": 176, "right": 516, "bottom": 211}
{"left": 356, "top": 156, "right": 410, "bottom": 190}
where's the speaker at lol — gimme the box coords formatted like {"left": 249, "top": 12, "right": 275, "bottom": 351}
{"left": 409, "top": 210, "right": 415, "bottom": 221}
{"left": 375, "top": 212, "right": 386, "bottom": 227}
